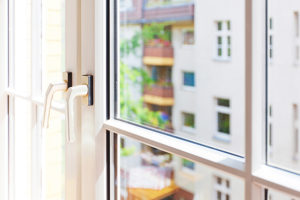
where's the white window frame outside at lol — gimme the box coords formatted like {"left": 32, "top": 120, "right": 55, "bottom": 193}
{"left": 182, "top": 28, "right": 195, "bottom": 46}
{"left": 293, "top": 104, "right": 300, "bottom": 160}
{"left": 181, "top": 112, "right": 196, "bottom": 134}
{"left": 215, "top": 20, "right": 231, "bottom": 61}
{"left": 268, "top": 17, "right": 274, "bottom": 63}
{"left": 268, "top": 105, "right": 273, "bottom": 155}
{"left": 214, "top": 98, "right": 231, "bottom": 143}
{"left": 213, "top": 176, "right": 231, "bottom": 200}
{"left": 182, "top": 71, "right": 196, "bottom": 91}
{"left": 181, "top": 158, "right": 196, "bottom": 174}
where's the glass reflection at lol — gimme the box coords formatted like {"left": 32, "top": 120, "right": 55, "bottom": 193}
{"left": 119, "top": 0, "right": 245, "bottom": 156}
{"left": 118, "top": 136, "right": 244, "bottom": 200}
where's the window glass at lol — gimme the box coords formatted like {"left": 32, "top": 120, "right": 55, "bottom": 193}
{"left": 183, "top": 72, "right": 195, "bottom": 87}
{"left": 43, "top": 109, "right": 65, "bottom": 200}
{"left": 14, "top": 98, "right": 32, "bottom": 200}
{"left": 183, "top": 30, "right": 195, "bottom": 45}
{"left": 267, "top": 188, "right": 300, "bottom": 200}
{"left": 13, "top": 0, "right": 32, "bottom": 93}
{"left": 116, "top": 136, "right": 244, "bottom": 200}
{"left": 118, "top": 0, "right": 246, "bottom": 156}
{"left": 182, "top": 112, "right": 195, "bottom": 129}
{"left": 268, "top": 0, "right": 300, "bottom": 173}
{"left": 42, "top": 0, "right": 65, "bottom": 102}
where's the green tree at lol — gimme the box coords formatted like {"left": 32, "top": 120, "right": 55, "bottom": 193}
{"left": 120, "top": 32, "right": 170, "bottom": 129}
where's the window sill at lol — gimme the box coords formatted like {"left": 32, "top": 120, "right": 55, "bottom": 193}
{"left": 181, "top": 86, "right": 196, "bottom": 92}
{"left": 213, "top": 57, "right": 232, "bottom": 63}
{"left": 213, "top": 132, "right": 231, "bottom": 143}
{"left": 182, "top": 126, "right": 196, "bottom": 134}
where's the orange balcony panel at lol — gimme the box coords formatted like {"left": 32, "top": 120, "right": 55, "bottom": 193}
{"left": 143, "top": 94, "right": 174, "bottom": 106}
{"left": 144, "top": 46, "right": 174, "bottom": 58}
{"left": 143, "top": 85, "right": 174, "bottom": 106}
{"left": 143, "top": 56, "right": 174, "bottom": 66}
{"left": 143, "top": 46, "right": 174, "bottom": 66}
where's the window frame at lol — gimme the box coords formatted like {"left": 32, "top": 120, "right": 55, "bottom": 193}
{"left": 1, "top": 0, "right": 83, "bottom": 199}
{"left": 214, "top": 98, "right": 231, "bottom": 142}
{"left": 102, "top": 0, "right": 300, "bottom": 199}
{"left": 214, "top": 20, "right": 232, "bottom": 61}
{"left": 182, "top": 71, "right": 196, "bottom": 90}
{"left": 0, "top": 0, "right": 9, "bottom": 199}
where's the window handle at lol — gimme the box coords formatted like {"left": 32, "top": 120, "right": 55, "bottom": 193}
{"left": 65, "top": 75, "right": 93, "bottom": 143}
{"left": 42, "top": 72, "right": 72, "bottom": 128}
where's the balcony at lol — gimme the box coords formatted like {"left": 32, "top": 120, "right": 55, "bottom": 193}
{"left": 144, "top": 3, "right": 194, "bottom": 23}
{"left": 143, "top": 46, "right": 174, "bottom": 66}
{"left": 120, "top": 0, "right": 194, "bottom": 24}
{"left": 143, "top": 84, "right": 174, "bottom": 106}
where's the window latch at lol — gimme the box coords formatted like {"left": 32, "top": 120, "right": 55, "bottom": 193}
{"left": 42, "top": 72, "right": 72, "bottom": 128}
{"left": 65, "top": 75, "right": 93, "bottom": 143}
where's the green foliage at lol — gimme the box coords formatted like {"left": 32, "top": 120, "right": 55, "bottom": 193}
{"left": 142, "top": 23, "right": 171, "bottom": 44}
{"left": 119, "top": 33, "right": 170, "bottom": 129}
{"left": 120, "top": 146, "right": 136, "bottom": 157}
{"left": 120, "top": 33, "right": 141, "bottom": 57}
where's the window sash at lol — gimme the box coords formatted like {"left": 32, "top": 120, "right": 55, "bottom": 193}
{"left": 105, "top": 0, "right": 300, "bottom": 199}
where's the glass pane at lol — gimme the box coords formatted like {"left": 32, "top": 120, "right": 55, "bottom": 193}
{"left": 13, "top": 0, "right": 32, "bottom": 93}
{"left": 267, "top": 188, "right": 300, "bottom": 200}
{"left": 267, "top": 0, "right": 300, "bottom": 173}
{"left": 118, "top": 0, "right": 245, "bottom": 156}
{"left": 43, "top": 109, "right": 65, "bottom": 200}
{"left": 14, "top": 98, "right": 32, "bottom": 200}
{"left": 42, "top": 0, "right": 65, "bottom": 101}
{"left": 116, "top": 136, "right": 245, "bottom": 200}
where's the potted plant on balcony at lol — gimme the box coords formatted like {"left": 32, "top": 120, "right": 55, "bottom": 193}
{"left": 142, "top": 22, "right": 171, "bottom": 47}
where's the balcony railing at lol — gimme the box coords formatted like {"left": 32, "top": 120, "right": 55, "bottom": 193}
{"left": 143, "top": 84, "right": 174, "bottom": 98}
{"left": 144, "top": 46, "right": 174, "bottom": 58}
{"left": 143, "top": 46, "right": 174, "bottom": 66}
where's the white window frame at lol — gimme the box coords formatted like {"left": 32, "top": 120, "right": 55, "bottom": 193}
{"left": 293, "top": 104, "right": 300, "bottom": 160}
{"left": 268, "top": 17, "right": 274, "bottom": 63}
{"left": 2, "top": 0, "right": 300, "bottom": 200}
{"left": 0, "top": 0, "right": 97, "bottom": 199}
{"left": 213, "top": 176, "right": 231, "bottom": 200}
{"left": 181, "top": 112, "right": 196, "bottom": 134}
{"left": 214, "top": 98, "right": 231, "bottom": 142}
{"left": 182, "top": 28, "right": 195, "bottom": 46}
{"left": 215, "top": 20, "right": 232, "bottom": 61}
{"left": 294, "top": 12, "right": 300, "bottom": 65}
{"left": 181, "top": 158, "right": 196, "bottom": 173}
{"left": 101, "top": 0, "right": 300, "bottom": 199}
{"left": 268, "top": 105, "right": 273, "bottom": 155}
{"left": 182, "top": 71, "right": 196, "bottom": 91}
{"left": 0, "top": 0, "right": 9, "bottom": 199}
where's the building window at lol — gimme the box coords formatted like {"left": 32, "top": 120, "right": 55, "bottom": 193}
{"left": 295, "top": 12, "right": 300, "bottom": 64}
{"left": 183, "top": 29, "right": 195, "bottom": 45}
{"left": 151, "top": 66, "right": 158, "bottom": 82}
{"left": 214, "top": 176, "right": 231, "bottom": 200}
{"left": 182, "top": 112, "right": 195, "bottom": 132}
{"left": 269, "top": 17, "right": 274, "bottom": 61}
{"left": 215, "top": 20, "right": 231, "bottom": 60}
{"left": 293, "top": 104, "right": 299, "bottom": 160}
{"left": 268, "top": 105, "right": 273, "bottom": 154}
{"left": 215, "top": 98, "right": 231, "bottom": 140}
{"left": 181, "top": 158, "right": 195, "bottom": 171}
{"left": 183, "top": 72, "right": 195, "bottom": 87}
